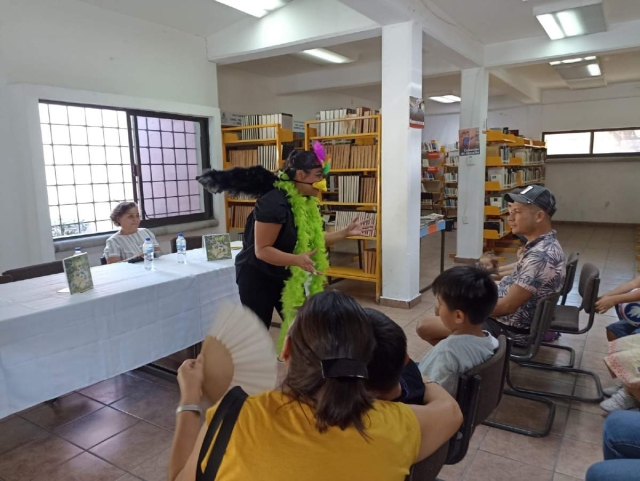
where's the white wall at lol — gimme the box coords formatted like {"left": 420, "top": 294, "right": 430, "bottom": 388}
{"left": 0, "top": 0, "right": 221, "bottom": 272}
{"left": 422, "top": 83, "right": 640, "bottom": 224}
{"left": 217, "top": 66, "right": 381, "bottom": 121}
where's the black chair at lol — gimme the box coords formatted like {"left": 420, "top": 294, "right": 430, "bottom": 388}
{"left": 170, "top": 235, "right": 203, "bottom": 253}
{"left": 560, "top": 252, "right": 579, "bottom": 305}
{"left": 2, "top": 260, "right": 64, "bottom": 281}
{"left": 0, "top": 274, "right": 14, "bottom": 284}
{"left": 484, "top": 294, "right": 561, "bottom": 437}
{"left": 511, "top": 285, "right": 604, "bottom": 404}
{"left": 99, "top": 256, "right": 107, "bottom": 266}
{"left": 406, "top": 336, "right": 509, "bottom": 480}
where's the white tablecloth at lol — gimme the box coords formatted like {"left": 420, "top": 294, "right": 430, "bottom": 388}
{"left": 0, "top": 249, "right": 239, "bottom": 418}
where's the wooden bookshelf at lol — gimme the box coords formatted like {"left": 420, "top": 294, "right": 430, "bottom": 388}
{"left": 221, "top": 123, "right": 293, "bottom": 232}
{"left": 484, "top": 133, "right": 547, "bottom": 248}
{"left": 305, "top": 115, "right": 382, "bottom": 300}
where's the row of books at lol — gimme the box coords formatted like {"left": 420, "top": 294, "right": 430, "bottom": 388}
{"left": 445, "top": 153, "right": 459, "bottom": 166}
{"left": 228, "top": 145, "right": 280, "bottom": 171}
{"left": 317, "top": 107, "right": 379, "bottom": 137}
{"left": 445, "top": 187, "right": 458, "bottom": 197}
{"left": 443, "top": 199, "right": 458, "bottom": 208}
{"left": 487, "top": 167, "right": 518, "bottom": 188}
{"left": 486, "top": 145, "right": 512, "bottom": 162}
{"left": 445, "top": 172, "right": 458, "bottom": 182}
{"left": 228, "top": 205, "right": 253, "bottom": 229}
{"left": 484, "top": 217, "right": 509, "bottom": 236}
{"left": 334, "top": 211, "right": 377, "bottom": 238}
{"left": 513, "top": 148, "right": 547, "bottom": 165}
{"left": 488, "top": 195, "right": 508, "bottom": 210}
{"left": 228, "top": 193, "right": 255, "bottom": 201}
{"left": 239, "top": 113, "right": 293, "bottom": 140}
{"left": 519, "top": 167, "right": 544, "bottom": 184}
{"left": 323, "top": 143, "right": 378, "bottom": 170}
{"left": 423, "top": 141, "right": 440, "bottom": 152}
{"left": 331, "top": 176, "right": 377, "bottom": 204}
{"left": 361, "top": 248, "right": 377, "bottom": 274}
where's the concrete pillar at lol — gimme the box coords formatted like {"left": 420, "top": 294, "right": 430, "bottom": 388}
{"left": 456, "top": 68, "right": 489, "bottom": 261}
{"left": 379, "top": 21, "right": 422, "bottom": 308}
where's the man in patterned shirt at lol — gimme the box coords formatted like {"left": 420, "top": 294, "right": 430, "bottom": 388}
{"left": 418, "top": 185, "right": 565, "bottom": 347}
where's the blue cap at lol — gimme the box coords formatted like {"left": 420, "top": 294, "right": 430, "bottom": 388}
{"left": 178, "top": 233, "right": 184, "bottom": 236}
{"left": 145, "top": 237, "right": 151, "bottom": 241}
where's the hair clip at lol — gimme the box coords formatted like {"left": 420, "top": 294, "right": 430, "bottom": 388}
{"left": 321, "top": 358, "right": 368, "bottom": 380}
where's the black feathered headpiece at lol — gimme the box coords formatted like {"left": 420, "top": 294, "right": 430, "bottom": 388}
{"left": 197, "top": 149, "right": 323, "bottom": 197}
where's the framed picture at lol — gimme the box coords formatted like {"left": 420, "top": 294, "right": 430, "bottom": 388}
{"left": 203, "top": 234, "right": 232, "bottom": 261}
{"left": 63, "top": 253, "right": 94, "bottom": 294}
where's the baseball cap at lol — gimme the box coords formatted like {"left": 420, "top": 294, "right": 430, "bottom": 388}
{"left": 505, "top": 185, "right": 556, "bottom": 217}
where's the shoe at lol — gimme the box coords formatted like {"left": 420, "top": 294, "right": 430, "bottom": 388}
{"left": 600, "top": 389, "right": 639, "bottom": 413}
{"left": 603, "top": 384, "right": 623, "bottom": 398}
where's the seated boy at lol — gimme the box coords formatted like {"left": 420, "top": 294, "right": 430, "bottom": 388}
{"left": 596, "top": 276, "right": 640, "bottom": 341}
{"left": 364, "top": 308, "right": 426, "bottom": 405}
{"left": 417, "top": 266, "right": 500, "bottom": 394}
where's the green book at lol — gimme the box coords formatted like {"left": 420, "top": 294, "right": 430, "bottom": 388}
{"left": 203, "top": 234, "right": 232, "bottom": 261}
{"left": 63, "top": 253, "right": 94, "bottom": 294}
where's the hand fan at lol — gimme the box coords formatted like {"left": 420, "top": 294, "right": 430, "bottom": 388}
{"left": 201, "top": 302, "right": 278, "bottom": 405}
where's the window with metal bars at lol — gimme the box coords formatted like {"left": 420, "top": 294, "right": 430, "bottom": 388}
{"left": 39, "top": 101, "right": 212, "bottom": 239}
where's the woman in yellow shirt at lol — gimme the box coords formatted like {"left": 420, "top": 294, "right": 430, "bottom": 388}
{"left": 168, "top": 291, "right": 463, "bottom": 481}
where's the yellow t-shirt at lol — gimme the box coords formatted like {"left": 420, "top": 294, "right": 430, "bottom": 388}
{"left": 200, "top": 390, "right": 421, "bottom": 481}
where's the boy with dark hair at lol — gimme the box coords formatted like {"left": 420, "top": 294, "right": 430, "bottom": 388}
{"left": 364, "top": 308, "right": 425, "bottom": 405}
{"left": 418, "top": 265, "right": 499, "bottom": 394}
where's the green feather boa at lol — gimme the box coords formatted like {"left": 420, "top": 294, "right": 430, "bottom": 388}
{"left": 274, "top": 178, "right": 329, "bottom": 351}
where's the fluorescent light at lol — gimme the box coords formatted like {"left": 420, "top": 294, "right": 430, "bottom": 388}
{"left": 429, "top": 96, "right": 460, "bottom": 104}
{"left": 562, "top": 57, "right": 583, "bottom": 64}
{"left": 556, "top": 10, "right": 584, "bottom": 37}
{"left": 214, "top": 0, "right": 289, "bottom": 18}
{"left": 549, "top": 61, "right": 562, "bottom": 66}
{"left": 584, "top": 56, "right": 597, "bottom": 60}
{"left": 537, "top": 14, "right": 565, "bottom": 40}
{"left": 587, "top": 63, "right": 601, "bottom": 76}
{"left": 301, "top": 48, "right": 353, "bottom": 64}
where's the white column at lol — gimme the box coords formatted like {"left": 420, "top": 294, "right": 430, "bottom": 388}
{"left": 456, "top": 67, "right": 489, "bottom": 261}
{"left": 380, "top": 21, "right": 422, "bottom": 308}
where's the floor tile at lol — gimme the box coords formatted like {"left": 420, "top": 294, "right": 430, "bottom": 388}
{"left": 144, "top": 406, "right": 177, "bottom": 432}
{"left": 564, "top": 409, "right": 606, "bottom": 445}
{"left": 571, "top": 385, "right": 609, "bottom": 416}
{"left": 463, "top": 451, "right": 553, "bottom": 481}
{"left": 580, "top": 350, "right": 607, "bottom": 372}
{"left": 487, "top": 395, "right": 568, "bottom": 436}
{"left": 90, "top": 422, "right": 173, "bottom": 472}
{"left": 55, "top": 406, "right": 139, "bottom": 449}
{"left": 127, "top": 369, "right": 180, "bottom": 392}
{"left": 556, "top": 438, "right": 604, "bottom": 479}
{"left": 116, "top": 475, "right": 142, "bottom": 481}
{"left": 110, "top": 383, "right": 180, "bottom": 421}
{"left": 21, "top": 393, "right": 103, "bottom": 431}
{"left": 0, "top": 435, "right": 82, "bottom": 481}
{"left": 131, "top": 447, "right": 171, "bottom": 481}
{"left": 30, "top": 452, "right": 125, "bottom": 481}
{"left": 480, "top": 429, "right": 562, "bottom": 468}
{"left": 79, "top": 374, "right": 152, "bottom": 405}
{"left": 553, "top": 472, "right": 582, "bottom": 481}
{"left": 0, "top": 417, "right": 47, "bottom": 456}
{"left": 437, "top": 449, "right": 478, "bottom": 481}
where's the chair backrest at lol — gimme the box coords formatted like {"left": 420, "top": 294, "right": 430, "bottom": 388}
{"left": 560, "top": 252, "right": 579, "bottom": 305}
{"left": 0, "top": 274, "right": 14, "bottom": 284}
{"left": 170, "top": 235, "right": 203, "bottom": 253}
{"left": 510, "top": 292, "right": 562, "bottom": 362}
{"left": 2, "top": 260, "right": 64, "bottom": 282}
{"left": 577, "top": 262, "right": 600, "bottom": 315}
{"left": 446, "top": 335, "right": 509, "bottom": 465}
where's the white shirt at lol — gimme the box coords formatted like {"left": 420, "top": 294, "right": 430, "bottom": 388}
{"left": 104, "top": 228, "right": 159, "bottom": 261}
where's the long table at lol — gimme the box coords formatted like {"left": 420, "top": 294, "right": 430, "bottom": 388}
{"left": 0, "top": 250, "right": 239, "bottom": 418}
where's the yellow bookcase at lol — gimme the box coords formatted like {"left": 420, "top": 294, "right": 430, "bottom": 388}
{"left": 221, "top": 123, "right": 293, "bottom": 232}
{"left": 304, "top": 115, "right": 382, "bottom": 300}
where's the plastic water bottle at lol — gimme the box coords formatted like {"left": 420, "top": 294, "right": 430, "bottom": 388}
{"left": 143, "top": 238, "right": 154, "bottom": 270}
{"left": 176, "top": 233, "right": 187, "bottom": 264}
{"left": 73, "top": 247, "right": 82, "bottom": 256}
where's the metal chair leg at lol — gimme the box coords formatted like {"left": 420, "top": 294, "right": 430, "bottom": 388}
{"left": 483, "top": 389, "right": 556, "bottom": 438}
{"left": 510, "top": 363, "right": 604, "bottom": 403}
{"left": 519, "top": 343, "right": 575, "bottom": 369}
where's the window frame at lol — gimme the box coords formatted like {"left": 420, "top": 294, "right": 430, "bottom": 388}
{"left": 40, "top": 100, "right": 214, "bottom": 240}
{"left": 543, "top": 127, "right": 640, "bottom": 159}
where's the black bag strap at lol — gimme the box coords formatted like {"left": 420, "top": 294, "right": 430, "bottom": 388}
{"left": 196, "top": 386, "right": 248, "bottom": 481}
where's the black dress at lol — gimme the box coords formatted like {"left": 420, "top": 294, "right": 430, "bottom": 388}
{"left": 235, "top": 189, "right": 297, "bottom": 328}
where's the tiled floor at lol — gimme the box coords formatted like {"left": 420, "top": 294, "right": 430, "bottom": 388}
{"left": 0, "top": 224, "right": 636, "bottom": 480}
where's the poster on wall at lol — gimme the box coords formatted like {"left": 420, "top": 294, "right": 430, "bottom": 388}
{"left": 459, "top": 128, "right": 480, "bottom": 156}
{"left": 409, "top": 97, "right": 426, "bottom": 129}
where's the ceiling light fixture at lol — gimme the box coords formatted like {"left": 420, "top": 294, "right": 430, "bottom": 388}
{"left": 429, "top": 95, "right": 461, "bottom": 104}
{"left": 214, "top": 0, "right": 290, "bottom": 18}
{"left": 587, "top": 63, "right": 602, "bottom": 76}
{"left": 549, "top": 61, "right": 562, "bottom": 66}
{"left": 301, "top": 48, "right": 353, "bottom": 64}
{"left": 562, "top": 57, "right": 583, "bottom": 64}
{"left": 584, "top": 56, "right": 597, "bottom": 60}
{"left": 534, "top": 0, "right": 607, "bottom": 41}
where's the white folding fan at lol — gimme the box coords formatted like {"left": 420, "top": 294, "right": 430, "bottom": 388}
{"left": 201, "top": 302, "right": 278, "bottom": 404}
